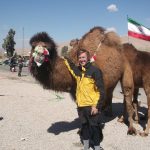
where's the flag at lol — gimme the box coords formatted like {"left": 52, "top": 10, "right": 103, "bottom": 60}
{"left": 128, "top": 17, "right": 150, "bottom": 41}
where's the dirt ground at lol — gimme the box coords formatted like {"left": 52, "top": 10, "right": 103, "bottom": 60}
{"left": 0, "top": 67, "right": 150, "bottom": 150}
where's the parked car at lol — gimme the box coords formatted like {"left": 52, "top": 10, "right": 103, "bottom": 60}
{"left": 2, "top": 59, "right": 10, "bottom": 65}
{"left": 23, "top": 60, "right": 29, "bottom": 67}
{"left": 0, "top": 60, "right": 3, "bottom": 65}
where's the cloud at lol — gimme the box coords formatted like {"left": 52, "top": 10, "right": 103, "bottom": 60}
{"left": 105, "top": 27, "right": 117, "bottom": 33}
{"left": 107, "top": 4, "right": 118, "bottom": 12}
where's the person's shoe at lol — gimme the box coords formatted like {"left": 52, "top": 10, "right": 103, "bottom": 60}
{"left": 94, "top": 145, "right": 104, "bottom": 150}
{"left": 18, "top": 74, "right": 21, "bottom": 77}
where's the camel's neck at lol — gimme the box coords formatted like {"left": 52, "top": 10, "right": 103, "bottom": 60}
{"left": 50, "top": 57, "right": 74, "bottom": 92}
{"left": 30, "top": 55, "right": 75, "bottom": 92}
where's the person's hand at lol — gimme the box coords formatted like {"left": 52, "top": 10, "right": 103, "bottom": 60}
{"left": 91, "top": 106, "right": 98, "bottom": 115}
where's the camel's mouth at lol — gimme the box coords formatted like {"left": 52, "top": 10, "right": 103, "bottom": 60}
{"left": 31, "top": 45, "right": 50, "bottom": 67}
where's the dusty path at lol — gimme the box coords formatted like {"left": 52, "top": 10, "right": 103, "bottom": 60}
{"left": 0, "top": 67, "right": 150, "bottom": 150}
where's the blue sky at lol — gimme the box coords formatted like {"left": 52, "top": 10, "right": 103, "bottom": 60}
{"left": 0, "top": 0, "right": 150, "bottom": 49}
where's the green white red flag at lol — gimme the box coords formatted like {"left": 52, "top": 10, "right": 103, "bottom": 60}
{"left": 128, "top": 17, "right": 150, "bottom": 41}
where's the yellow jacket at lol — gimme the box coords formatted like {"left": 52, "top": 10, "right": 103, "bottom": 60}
{"left": 64, "top": 59, "right": 105, "bottom": 109}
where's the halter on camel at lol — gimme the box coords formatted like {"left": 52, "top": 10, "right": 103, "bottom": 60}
{"left": 90, "top": 31, "right": 106, "bottom": 62}
{"left": 32, "top": 45, "right": 50, "bottom": 67}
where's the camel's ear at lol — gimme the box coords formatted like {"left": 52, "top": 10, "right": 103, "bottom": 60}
{"left": 31, "top": 42, "right": 38, "bottom": 49}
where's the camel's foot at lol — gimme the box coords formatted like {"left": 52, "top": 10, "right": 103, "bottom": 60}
{"left": 117, "top": 116, "right": 124, "bottom": 123}
{"left": 127, "top": 127, "right": 137, "bottom": 135}
{"left": 139, "top": 132, "right": 148, "bottom": 137}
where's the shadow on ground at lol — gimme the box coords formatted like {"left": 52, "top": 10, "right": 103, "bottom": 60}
{"left": 47, "top": 118, "right": 80, "bottom": 135}
{"left": 47, "top": 102, "right": 148, "bottom": 135}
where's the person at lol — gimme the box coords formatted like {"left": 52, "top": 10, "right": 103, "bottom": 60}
{"left": 18, "top": 55, "right": 23, "bottom": 77}
{"left": 10, "top": 56, "right": 16, "bottom": 72}
{"left": 64, "top": 49, "right": 105, "bottom": 150}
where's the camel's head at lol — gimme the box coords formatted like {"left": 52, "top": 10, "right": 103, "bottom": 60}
{"left": 29, "top": 32, "right": 57, "bottom": 68}
{"left": 68, "top": 27, "right": 106, "bottom": 64}
{"left": 69, "top": 26, "right": 122, "bottom": 64}
{"left": 29, "top": 32, "right": 58, "bottom": 89}
{"left": 70, "top": 39, "right": 79, "bottom": 47}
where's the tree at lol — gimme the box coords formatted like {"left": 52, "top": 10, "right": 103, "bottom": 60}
{"left": 61, "top": 46, "right": 68, "bottom": 57}
{"left": 2, "top": 29, "right": 16, "bottom": 57}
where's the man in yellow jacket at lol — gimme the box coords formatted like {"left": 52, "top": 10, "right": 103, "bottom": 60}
{"left": 64, "top": 49, "right": 105, "bottom": 150}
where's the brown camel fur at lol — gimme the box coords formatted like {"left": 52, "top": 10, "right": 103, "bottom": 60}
{"left": 68, "top": 27, "right": 137, "bottom": 135}
{"left": 29, "top": 29, "right": 136, "bottom": 135}
{"left": 29, "top": 32, "right": 76, "bottom": 95}
{"left": 122, "top": 43, "right": 150, "bottom": 136}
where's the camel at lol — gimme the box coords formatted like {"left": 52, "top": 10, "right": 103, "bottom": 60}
{"left": 122, "top": 43, "right": 150, "bottom": 136}
{"left": 29, "top": 32, "right": 76, "bottom": 94}
{"left": 68, "top": 27, "right": 138, "bottom": 134}
{"left": 29, "top": 28, "right": 135, "bottom": 135}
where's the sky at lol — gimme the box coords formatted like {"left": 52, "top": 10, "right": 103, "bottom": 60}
{"left": 0, "top": 0, "right": 150, "bottom": 50}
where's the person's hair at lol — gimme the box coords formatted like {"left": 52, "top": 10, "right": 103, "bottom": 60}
{"left": 77, "top": 49, "right": 90, "bottom": 60}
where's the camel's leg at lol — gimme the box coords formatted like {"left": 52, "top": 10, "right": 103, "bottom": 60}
{"left": 140, "top": 84, "right": 150, "bottom": 136}
{"left": 124, "top": 86, "right": 137, "bottom": 135}
{"left": 133, "top": 88, "right": 139, "bottom": 123}
{"left": 117, "top": 96, "right": 126, "bottom": 123}
{"left": 117, "top": 82, "right": 127, "bottom": 123}
{"left": 121, "top": 62, "right": 136, "bottom": 135}
{"left": 119, "top": 86, "right": 139, "bottom": 124}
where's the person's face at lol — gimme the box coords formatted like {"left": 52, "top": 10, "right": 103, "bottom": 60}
{"left": 78, "top": 52, "right": 88, "bottom": 66}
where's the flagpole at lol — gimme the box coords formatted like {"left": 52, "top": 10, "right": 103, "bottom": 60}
{"left": 127, "top": 15, "right": 130, "bottom": 43}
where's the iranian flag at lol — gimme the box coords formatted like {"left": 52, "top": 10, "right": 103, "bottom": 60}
{"left": 128, "top": 17, "right": 150, "bottom": 41}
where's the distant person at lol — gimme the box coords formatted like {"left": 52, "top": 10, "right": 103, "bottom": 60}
{"left": 18, "top": 55, "right": 23, "bottom": 77}
{"left": 10, "top": 56, "right": 16, "bottom": 72}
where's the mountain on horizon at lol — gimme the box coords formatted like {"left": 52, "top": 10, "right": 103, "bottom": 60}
{"left": 0, "top": 36, "right": 150, "bottom": 56}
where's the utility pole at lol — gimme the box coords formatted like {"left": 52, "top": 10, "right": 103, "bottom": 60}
{"left": 22, "top": 27, "right": 24, "bottom": 56}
